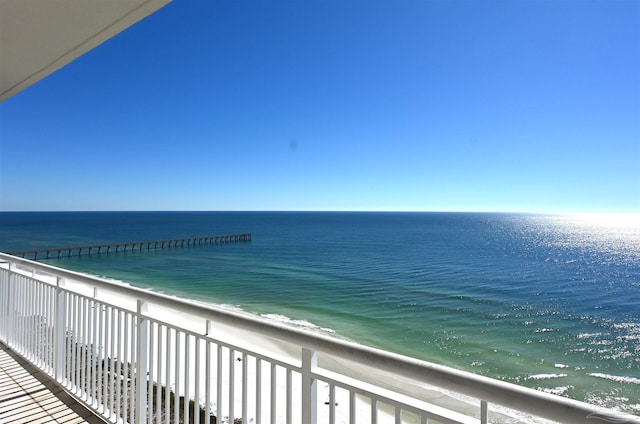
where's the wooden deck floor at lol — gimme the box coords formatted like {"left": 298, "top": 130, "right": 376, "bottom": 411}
{"left": 0, "top": 343, "right": 105, "bottom": 424}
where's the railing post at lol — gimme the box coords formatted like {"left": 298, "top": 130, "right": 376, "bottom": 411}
{"left": 54, "top": 277, "right": 66, "bottom": 382}
{"left": 136, "top": 300, "right": 149, "bottom": 424}
{"left": 301, "top": 348, "right": 318, "bottom": 424}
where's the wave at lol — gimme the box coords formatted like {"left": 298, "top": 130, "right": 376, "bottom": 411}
{"left": 588, "top": 373, "right": 640, "bottom": 385}
{"left": 537, "top": 385, "right": 574, "bottom": 396}
{"left": 261, "top": 313, "right": 336, "bottom": 334}
{"left": 577, "top": 332, "right": 603, "bottom": 339}
{"left": 527, "top": 373, "right": 568, "bottom": 380}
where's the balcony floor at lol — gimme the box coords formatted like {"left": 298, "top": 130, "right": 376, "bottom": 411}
{"left": 0, "top": 342, "right": 105, "bottom": 424}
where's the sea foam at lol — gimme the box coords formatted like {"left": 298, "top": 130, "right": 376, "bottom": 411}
{"left": 527, "top": 373, "right": 568, "bottom": 380}
{"left": 262, "top": 313, "right": 336, "bottom": 333}
{"left": 588, "top": 373, "right": 640, "bottom": 385}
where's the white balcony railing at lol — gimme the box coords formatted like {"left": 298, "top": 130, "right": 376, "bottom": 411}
{"left": 1, "top": 252, "right": 637, "bottom": 424}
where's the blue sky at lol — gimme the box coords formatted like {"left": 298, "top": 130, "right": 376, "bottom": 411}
{"left": 1, "top": 0, "right": 638, "bottom": 212}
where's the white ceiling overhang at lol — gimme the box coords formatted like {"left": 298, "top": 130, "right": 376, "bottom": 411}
{"left": 0, "top": 0, "right": 171, "bottom": 102}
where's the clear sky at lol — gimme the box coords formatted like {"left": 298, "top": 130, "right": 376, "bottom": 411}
{"left": 1, "top": 0, "right": 638, "bottom": 213}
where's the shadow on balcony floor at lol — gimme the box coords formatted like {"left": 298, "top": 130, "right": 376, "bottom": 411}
{"left": 0, "top": 342, "right": 106, "bottom": 424}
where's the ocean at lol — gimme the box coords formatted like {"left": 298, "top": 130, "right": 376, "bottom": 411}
{"left": 0, "top": 211, "right": 638, "bottom": 414}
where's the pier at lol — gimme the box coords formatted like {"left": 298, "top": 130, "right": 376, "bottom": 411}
{"left": 9, "top": 233, "right": 252, "bottom": 261}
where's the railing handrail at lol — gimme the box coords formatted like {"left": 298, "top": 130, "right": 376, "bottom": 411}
{"left": 0, "top": 252, "right": 637, "bottom": 424}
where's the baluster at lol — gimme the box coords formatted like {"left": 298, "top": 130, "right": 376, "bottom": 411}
{"left": 136, "top": 300, "right": 149, "bottom": 424}
{"left": 481, "top": 400, "right": 488, "bottom": 424}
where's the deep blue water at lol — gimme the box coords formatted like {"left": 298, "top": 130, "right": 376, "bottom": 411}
{"left": 1, "top": 211, "right": 638, "bottom": 413}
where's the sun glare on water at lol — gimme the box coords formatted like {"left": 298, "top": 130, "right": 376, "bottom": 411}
{"left": 567, "top": 213, "right": 640, "bottom": 229}
{"left": 546, "top": 213, "right": 640, "bottom": 256}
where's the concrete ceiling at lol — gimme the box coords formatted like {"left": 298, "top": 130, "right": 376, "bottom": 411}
{"left": 0, "top": 0, "right": 171, "bottom": 102}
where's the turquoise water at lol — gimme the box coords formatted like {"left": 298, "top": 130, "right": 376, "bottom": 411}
{"left": 1, "top": 211, "right": 638, "bottom": 414}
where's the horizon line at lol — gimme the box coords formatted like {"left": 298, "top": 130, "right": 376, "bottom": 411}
{"left": 2, "top": 209, "right": 639, "bottom": 215}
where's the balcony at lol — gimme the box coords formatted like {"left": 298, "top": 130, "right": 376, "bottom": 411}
{"left": 1, "top": 252, "right": 637, "bottom": 424}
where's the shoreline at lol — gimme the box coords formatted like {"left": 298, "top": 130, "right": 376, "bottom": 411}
{"left": 95, "top": 277, "right": 528, "bottom": 423}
